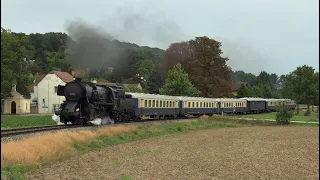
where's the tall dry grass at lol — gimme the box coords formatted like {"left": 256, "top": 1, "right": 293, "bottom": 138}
{"left": 1, "top": 125, "right": 136, "bottom": 167}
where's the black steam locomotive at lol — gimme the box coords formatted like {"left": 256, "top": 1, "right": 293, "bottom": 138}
{"left": 55, "top": 78, "right": 135, "bottom": 125}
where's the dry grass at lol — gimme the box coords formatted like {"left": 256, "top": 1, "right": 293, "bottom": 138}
{"left": 199, "top": 115, "right": 210, "bottom": 120}
{"left": 1, "top": 126, "right": 136, "bottom": 166}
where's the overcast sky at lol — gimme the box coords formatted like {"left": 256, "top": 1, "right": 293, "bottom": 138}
{"left": 2, "top": 0, "right": 319, "bottom": 75}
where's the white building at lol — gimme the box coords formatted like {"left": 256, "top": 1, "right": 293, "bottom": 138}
{"left": 37, "top": 71, "right": 74, "bottom": 114}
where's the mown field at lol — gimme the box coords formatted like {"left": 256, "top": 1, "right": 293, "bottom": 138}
{"left": 1, "top": 115, "right": 56, "bottom": 130}
{"left": 1, "top": 116, "right": 319, "bottom": 180}
{"left": 240, "top": 111, "right": 319, "bottom": 122}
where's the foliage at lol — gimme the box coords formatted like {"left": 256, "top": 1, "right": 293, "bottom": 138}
{"left": 124, "top": 85, "right": 145, "bottom": 93}
{"left": 160, "top": 64, "right": 200, "bottom": 96}
{"left": 2, "top": 27, "right": 318, "bottom": 100}
{"left": 231, "top": 70, "right": 257, "bottom": 86}
{"left": 237, "top": 83, "right": 277, "bottom": 98}
{"left": 161, "top": 36, "right": 232, "bottom": 97}
{"left": 275, "top": 104, "right": 293, "bottom": 125}
{"left": 1, "top": 28, "right": 32, "bottom": 98}
{"left": 145, "top": 63, "right": 164, "bottom": 94}
{"left": 282, "top": 65, "right": 319, "bottom": 114}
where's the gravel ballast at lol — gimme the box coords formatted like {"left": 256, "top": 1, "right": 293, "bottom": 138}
{"left": 27, "top": 126, "right": 319, "bottom": 180}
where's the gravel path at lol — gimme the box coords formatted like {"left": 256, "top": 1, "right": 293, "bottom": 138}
{"left": 27, "top": 126, "right": 319, "bottom": 180}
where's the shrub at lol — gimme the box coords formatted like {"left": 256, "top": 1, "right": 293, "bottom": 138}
{"left": 276, "top": 104, "right": 294, "bottom": 125}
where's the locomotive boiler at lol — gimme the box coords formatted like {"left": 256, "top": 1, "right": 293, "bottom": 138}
{"left": 54, "top": 78, "right": 135, "bottom": 125}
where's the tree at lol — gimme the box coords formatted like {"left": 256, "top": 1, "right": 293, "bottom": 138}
{"left": 1, "top": 28, "right": 32, "bottom": 98}
{"left": 160, "top": 63, "right": 200, "bottom": 96}
{"left": 161, "top": 37, "right": 232, "bottom": 97}
{"left": 276, "top": 103, "right": 293, "bottom": 125}
{"left": 231, "top": 70, "right": 257, "bottom": 86}
{"left": 282, "top": 65, "right": 318, "bottom": 114}
{"left": 237, "top": 84, "right": 249, "bottom": 98}
{"left": 145, "top": 63, "right": 165, "bottom": 94}
{"left": 124, "top": 85, "right": 145, "bottom": 93}
{"left": 257, "top": 71, "right": 272, "bottom": 86}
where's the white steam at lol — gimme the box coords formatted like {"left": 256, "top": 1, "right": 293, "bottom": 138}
{"left": 89, "top": 116, "right": 114, "bottom": 125}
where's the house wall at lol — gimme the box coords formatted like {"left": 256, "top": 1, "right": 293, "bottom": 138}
{"left": 37, "top": 74, "right": 66, "bottom": 114}
{"left": 21, "top": 99, "right": 31, "bottom": 114}
{"left": 3, "top": 90, "right": 31, "bottom": 114}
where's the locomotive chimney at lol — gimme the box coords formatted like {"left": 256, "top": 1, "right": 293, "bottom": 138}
{"left": 75, "top": 77, "right": 82, "bottom": 82}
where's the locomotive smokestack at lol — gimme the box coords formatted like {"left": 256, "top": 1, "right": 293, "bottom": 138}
{"left": 75, "top": 77, "right": 82, "bottom": 82}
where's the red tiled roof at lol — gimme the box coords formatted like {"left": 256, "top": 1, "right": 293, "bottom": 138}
{"left": 232, "top": 82, "right": 247, "bottom": 91}
{"left": 34, "top": 74, "right": 46, "bottom": 86}
{"left": 54, "top": 71, "right": 74, "bottom": 83}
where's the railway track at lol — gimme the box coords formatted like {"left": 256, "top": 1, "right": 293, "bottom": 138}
{"left": 1, "top": 124, "right": 85, "bottom": 137}
{"left": 1, "top": 116, "right": 198, "bottom": 138}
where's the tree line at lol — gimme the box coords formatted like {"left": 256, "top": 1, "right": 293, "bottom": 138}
{"left": 1, "top": 27, "right": 318, "bottom": 113}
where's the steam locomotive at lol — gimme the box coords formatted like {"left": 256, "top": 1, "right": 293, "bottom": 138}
{"left": 55, "top": 78, "right": 136, "bottom": 125}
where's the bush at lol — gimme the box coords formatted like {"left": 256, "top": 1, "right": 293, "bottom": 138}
{"left": 276, "top": 104, "right": 294, "bottom": 125}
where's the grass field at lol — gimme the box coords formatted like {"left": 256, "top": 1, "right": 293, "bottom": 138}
{"left": 1, "top": 115, "right": 56, "bottom": 130}
{"left": 240, "top": 111, "right": 319, "bottom": 122}
{"left": 1, "top": 116, "right": 318, "bottom": 180}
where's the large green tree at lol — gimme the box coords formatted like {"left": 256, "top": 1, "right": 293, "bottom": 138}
{"left": 1, "top": 28, "right": 33, "bottom": 98}
{"left": 160, "top": 64, "right": 200, "bottom": 96}
{"left": 282, "top": 65, "right": 318, "bottom": 114}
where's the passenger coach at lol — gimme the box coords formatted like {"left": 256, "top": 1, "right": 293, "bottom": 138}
{"left": 178, "top": 96, "right": 219, "bottom": 116}
{"left": 218, "top": 98, "right": 247, "bottom": 114}
{"left": 240, "top": 97, "right": 267, "bottom": 113}
{"left": 126, "top": 93, "right": 180, "bottom": 119}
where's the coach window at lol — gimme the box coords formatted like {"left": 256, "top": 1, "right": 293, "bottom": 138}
{"left": 144, "top": 100, "right": 147, "bottom": 107}
{"left": 160, "top": 101, "right": 163, "bottom": 107}
{"left": 195, "top": 102, "right": 198, "bottom": 107}
{"left": 188, "top": 102, "right": 191, "bottom": 108}
{"left": 156, "top": 100, "right": 159, "bottom": 107}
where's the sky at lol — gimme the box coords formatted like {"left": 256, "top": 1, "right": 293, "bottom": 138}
{"left": 2, "top": 0, "right": 319, "bottom": 75}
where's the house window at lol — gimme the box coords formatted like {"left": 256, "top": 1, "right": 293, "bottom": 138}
{"left": 54, "top": 86, "right": 58, "bottom": 94}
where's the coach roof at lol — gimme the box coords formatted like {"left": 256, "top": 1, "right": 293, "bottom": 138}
{"left": 126, "top": 93, "right": 180, "bottom": 100}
